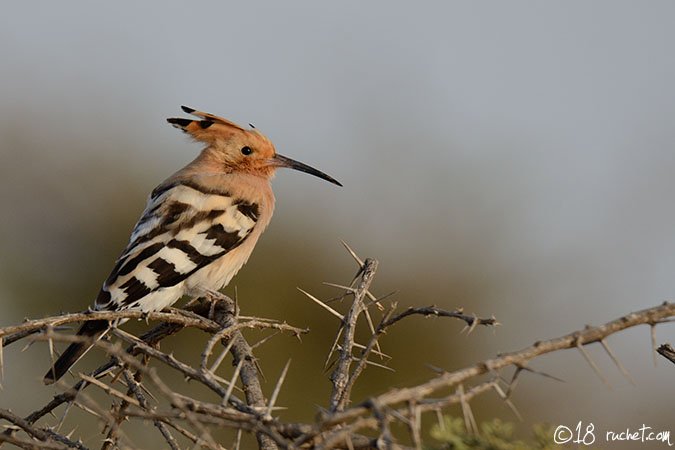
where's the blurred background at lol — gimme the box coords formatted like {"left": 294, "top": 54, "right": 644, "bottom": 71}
{"left": 1, "top": 1, "right": 674, "bottom": 448}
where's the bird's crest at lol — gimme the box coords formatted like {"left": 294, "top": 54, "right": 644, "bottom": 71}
{"left": 167, "top": 106, "right": 258, "bottom": 144}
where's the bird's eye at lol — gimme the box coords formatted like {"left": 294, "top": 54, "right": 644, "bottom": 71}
{"left": 241, "top": 146, "right": 253, "bottom": 156}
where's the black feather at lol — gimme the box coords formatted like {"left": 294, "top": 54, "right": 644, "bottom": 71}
{"left": 167, "top": 118, "right": 192, "bottom": 128}
{"left": 43, "top": 319, "right": 109, "bottom": 384}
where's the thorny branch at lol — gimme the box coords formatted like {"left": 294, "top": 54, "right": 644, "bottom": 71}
{"left": 328, "top": 257, "right": 378, "bottom": 413}
{"left": 657, "top": 343, "right": 675, "bottom": 365}
{"left": 0, "top": 245, "right": 673, "bottom": 449}
{"left": 1, "top": 296, "right": 303, "bottom": 450}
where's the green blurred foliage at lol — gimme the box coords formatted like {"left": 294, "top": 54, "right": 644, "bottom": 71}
{"left": 429, "top": 416, "right": 586, "bottom": 450}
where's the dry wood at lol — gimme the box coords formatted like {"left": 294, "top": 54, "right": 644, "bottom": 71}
{"left": 1, "top": 245, "right": 673, "bottom": 449}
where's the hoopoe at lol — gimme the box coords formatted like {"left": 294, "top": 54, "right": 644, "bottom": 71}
{"left": 43, "top": 106, "right": 341, "bottom": 384}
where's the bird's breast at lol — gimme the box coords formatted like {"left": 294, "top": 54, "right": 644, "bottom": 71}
{"left": 182, "top": 174, "right": 275, "bottom": 295}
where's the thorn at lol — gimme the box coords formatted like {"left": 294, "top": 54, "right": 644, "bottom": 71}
{"left": 267, "top": 359, "right": 291, "bottom": 419}
{"left": 47, "top": 326, "right": 56, "bottom": 379}
{"left": 651, "top": 324, "right": 658, "bottom": 367}
{"left": 365, "top": 290, "right": 398, "bottom": 309}
{"left": 325, "top": 279, "right": 385, "bottom": 310}
{"left": 109, "top": 367, "right": 125, "bottom": 386}
{"left": 425, "top": 364, "right": 446, "bottom": 374}
{"left": 0, "top": 337, "right": 4, "bottom": 383}
{"left": 222, "top": 358, "right": 244, "bottom": 406}
{"left": 367, "top": 291, "right": 385, "bottom": 311}
{"left": 600, "top": 339, "right": 635, "bottom": 385}
{"left": 362, "top": 307, "right": 384, "bottom": 357}
{"left": 466, "top": 314, "right": 479, "bottom": 335}
{"left": 233, "top": 428, "right": 243, "bottom": 450}
{"left": 516, "top": 363, "right": 565, "bottom": 383}
{"left": 435, "top": 409, "right": 446, "bottom": 432}
{"left": 341, "top": 241, "right": 364, "bottom": 267}
{"left": 209, "top": 339, "right": 235, "bottom": 374}
{"left": 80, "top": 373, "right": 141, "bottom": 407}
{"left": 251, "top": 330, "right": 281, "bottom": 350}
{"left": 56, "top": 390, "right": 79, "bottom": 432}
{"left": 492, "top": 382, "right": 523, "bottom": 421}
{"left": 324, "top": 357, "right": 338, "bottom": 374}
{"left": 324, "top": 327, "right": 344, "bottom": 369}
{"left": 254, "top": 357, "right": 266, "bottom": 383}
{"left": 457, "top": 384, "right": 478, "bottom": 435}
{"left": 322, "top": 282, "right": 357, "bottom": 293}
{"left": 352, "top": 342, "right": 391, "bottom": 360}
{"left": 211, "top": 373, "right": 243, "bottom": 393}
{"left": 138, "top": 379, "right": 158, "bottom": 402}
{"left": 297, "top": 287, "right": 344, "bottom": 320}
{"left": 352, "top": 356, "right": 395, "bottom": 372}
{"left": 576, "top": 342, "right": 611, "bottom": 388}
{"left": 388, "top": 408, "right": 411, "bottom": 425}
{"left": 408, "top": 401, "right": 423, "bottom": 450}
{"left": 349, "top": 269, "right": 384, "bottom": 310}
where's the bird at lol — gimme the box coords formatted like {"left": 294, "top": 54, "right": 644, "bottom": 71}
{"left": 43, "top": 106, "right": 341, "bottom": 384}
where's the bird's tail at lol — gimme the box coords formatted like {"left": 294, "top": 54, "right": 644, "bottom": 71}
{"left": 43, "top": 319, "right": 109, "bottom": 385}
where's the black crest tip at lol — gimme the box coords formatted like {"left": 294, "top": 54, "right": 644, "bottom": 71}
{"left": 181, "top": 105, "right": 196, "bottom": 114}
{"left": 167, "top": 118, "right": 192, "bottom": 128}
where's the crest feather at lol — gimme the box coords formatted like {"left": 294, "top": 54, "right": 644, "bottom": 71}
{"left": 167, "top": 106, "right": 247, "bottom": 144}
{"left": 180, "top": 106, "right": 246, "bottom": 130}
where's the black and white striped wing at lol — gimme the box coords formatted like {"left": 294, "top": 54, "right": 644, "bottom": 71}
{"left": 94, "top": 180, "right": 259, "bottom": 311}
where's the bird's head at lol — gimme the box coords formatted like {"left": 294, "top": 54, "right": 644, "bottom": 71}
{"left": 168, "top": 106, "right": 341, "bottom": 186}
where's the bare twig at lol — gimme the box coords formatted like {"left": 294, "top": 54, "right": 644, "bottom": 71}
{"left": 204, "top": 291, "right": 280, "bottom": 450}
{"left": 329, "top": 258, "right": 378, "bottom": 412}
{"left": 381, "top": 305, "right": 497, "bottom": 329}
{"left": 121, "top": 369, "right": 180, "bottom": 450}
{"left": 0, "top": 408, "right": 88, "bottom": 450}
{"left": 0, "top": 309, "right": 220, "bottom": 342}
{"left": 657, "top": 343, "right": 675, "bottom": 365}
{"left": 324, "top": 301, "right": 675, "bottom": 427}
{"left": 1, "top": 244, "right": 673, "bottom": 450}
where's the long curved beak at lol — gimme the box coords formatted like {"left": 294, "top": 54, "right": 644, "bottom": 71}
{"left": 272, "top": 154, "right": 342, "bottom": 187}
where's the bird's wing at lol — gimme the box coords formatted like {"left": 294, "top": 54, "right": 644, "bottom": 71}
{"left": 94, "top": 178, "right": 259, "bottom": 311}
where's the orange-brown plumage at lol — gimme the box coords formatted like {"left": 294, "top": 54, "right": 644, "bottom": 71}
{"left": 44, "top": 106, "right": 340, "bottom": 384}
{"left": 168, "top": 106, "right": 278, "bottom": 179}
